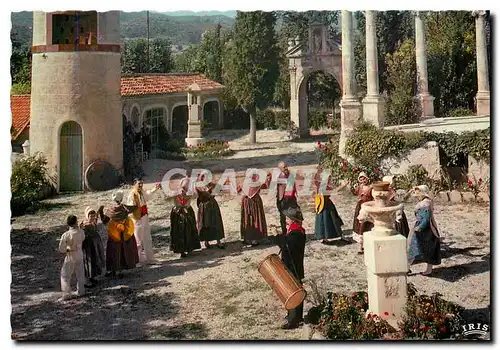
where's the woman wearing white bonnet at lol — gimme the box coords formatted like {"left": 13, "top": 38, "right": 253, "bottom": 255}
{"left": 96, "top": 189, "right": 140, "bottom": 276}
{"left": 407, "top": 184, "right": 441, "bottom": 275}
{"left": 339, "top": 171, "right": 373, "bottom": 254}
{"left": 382, "top": 175, "right": 410, "bottom": 238}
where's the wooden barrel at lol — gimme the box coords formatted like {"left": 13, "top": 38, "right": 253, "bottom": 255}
{"left": 258, "top": 253, "right": 306, "bottom": 310}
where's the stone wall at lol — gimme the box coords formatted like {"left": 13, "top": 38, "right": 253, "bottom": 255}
{"left": 384, "top": 115, "right": 490, "bottom": 134}
{"left": 381, "top": 141, "right": 441, "bottom": 178}
{"left": 468, "top": 156, "right": 490, "bottom": 181}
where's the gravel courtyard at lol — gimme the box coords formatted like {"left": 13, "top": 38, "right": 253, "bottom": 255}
{"left": 10, "top": 130, "right": 491, "bottom": 340}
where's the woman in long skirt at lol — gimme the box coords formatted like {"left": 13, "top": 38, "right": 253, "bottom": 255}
{"left": 99, "top": 190, "right": 140, "bottom": 277}
{"left": 238, "top": 173, "right": 269, "bottom": 246}
{"left": 80, "top": 207, "right": 106, "bottom": 287}
{"left": 169, "top": 178, "right": 201, "bottom": 258}
{"left": 313, "top": 166, "right": 345, "bottom": 244}
{"left": 339, "top": 172, "right": 373, "bottom": 254}
{"left": 408, "top": 185, "right": 441, "bottom": 275}
{"left": 196, "top": 172, "right": 225, "bottom": 249}
{"left": 383, "top": 175, "right": 410, "bottom": 238}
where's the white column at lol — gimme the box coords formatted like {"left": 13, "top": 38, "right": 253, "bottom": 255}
{"left": 474, "top": 11, "right": 490, "bottom": 116}
{"left": 415, "top": 11, "right": 435, "bottom": 119}
{"left": 362, "top": 10, "right": 385, "bottom": 127}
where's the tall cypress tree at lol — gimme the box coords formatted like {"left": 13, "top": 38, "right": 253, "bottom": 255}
{"left": 224, "top": 11, "right": 279, "bottom": 143}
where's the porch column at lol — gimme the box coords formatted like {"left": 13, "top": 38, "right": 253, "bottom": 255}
{"left": 473, "top": 11, "right": 490, "bottom": 116}
{"left": 415, "top": 11, "right": 435, "bottom": 119}
{"left": 339, "top": 10, "right": 362, "bottom": 158}
{"left": 362, "top": 10, "right": 385, "bottom": 127}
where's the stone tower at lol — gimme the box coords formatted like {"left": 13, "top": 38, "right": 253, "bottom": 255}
{"left": 29, "top": 11, "right": 122, "bottom": 192}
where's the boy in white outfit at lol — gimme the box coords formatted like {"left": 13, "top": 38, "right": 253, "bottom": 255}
{"left": 59, "top": 215, "right": 86, "bottom": 300}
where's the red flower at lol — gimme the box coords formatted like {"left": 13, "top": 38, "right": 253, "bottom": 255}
{"left": 319, "top": 144, "right": 323, "bottom": 150}
{"left": 343, "top": 163, "right": 347, "bottom": 168}
{"left": 479, "top": 178, "right": 483, "bottom": 183}
{"left": 423, "top": 326, "right": 430, "bottom": 332}
{"left": 324, "top": 147, "right": 329, "bottom": 152}
{"left": 351, "top": 292, "right": 357, "bottom": 297}
{"left": 374, "top": 168, "right": 378, "bottom": 172}
{"left": 440, "top": 326, "right": 447, "bottom": 333}
{"left": 366, "top": 314, "right": 372, "bottom": 319}
{"left": 343, "top": 169, "right": 347, "bottom": 173}
{"left": 384, "top": 312, "right": 389, "bottom": 316}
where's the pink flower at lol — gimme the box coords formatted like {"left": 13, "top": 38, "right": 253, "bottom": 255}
{"left": 440, "top": 326, "right": 447, "bottom": 333}
{"left": 384, "top": 312, "right": 389, "bottom": 316}
{"left": 324, "top": 147, "right": 329, "bottom": 152}
{"left": 351, "top": 292, "right": 357, "bottom": 297}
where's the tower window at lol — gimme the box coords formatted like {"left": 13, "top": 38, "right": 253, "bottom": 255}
{"left": 51, "top": 11, "right": 97, "bottom": 46}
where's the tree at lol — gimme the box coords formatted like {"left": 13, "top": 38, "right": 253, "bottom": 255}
{"left": 223, "top": 11, "right": 280, "bottom": 143}
{"left": 122, "top": 37, "right": 174, "bottom": 74}
{"left": 194, "top": 24, "right": 223, "bottom": 82}
{"left": 425, "top": 11, "right": 477, "bottom": 117}
{"left": 385, "top": 39, "right": 419, "bottom": 125}
{"left": 10, "top": 31, "right": 31, "bottom": 93}
{"left": 173, "top": 45, "right": 199, "bottom": 73}
{"left": 122, "top": 38, "right": 149, "bottom": 74}
{"left": 149, "top": 38, "right": 174, "bottom": 73}
{"left": 354, "top": 11, "right": 413, "bottom": 94}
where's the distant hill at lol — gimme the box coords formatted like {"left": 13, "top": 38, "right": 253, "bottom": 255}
{"left": 11, "top": 11, "right": 235, "bottom": 49}
{"left": 160, "top": 11, "right": 236, "bottom": 18}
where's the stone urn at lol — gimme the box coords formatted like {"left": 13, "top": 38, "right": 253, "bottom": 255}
{"left": 360, "top": 181, "right": 403, "bottom": 237}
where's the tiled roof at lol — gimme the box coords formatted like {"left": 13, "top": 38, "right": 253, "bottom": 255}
{"left": 121, "top": 73, "right": 224, "bottom": 96}
{"left": 10, "top": 95, "right": 30, "bottom": 141}
{"left": 10, "top": 74, "right": 223, "bottom": 138}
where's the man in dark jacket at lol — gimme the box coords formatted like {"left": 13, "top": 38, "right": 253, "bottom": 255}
{"left": 276, "top": 205, "right": 306, "bottom": 330}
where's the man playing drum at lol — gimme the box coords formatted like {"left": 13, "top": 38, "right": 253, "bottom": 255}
{"left": 276, "top": 205, "right": 306, "bottom": 330}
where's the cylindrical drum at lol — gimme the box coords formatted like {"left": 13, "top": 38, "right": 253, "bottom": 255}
{"left": 258, "top": 253, "right": 306, "bottom": 310}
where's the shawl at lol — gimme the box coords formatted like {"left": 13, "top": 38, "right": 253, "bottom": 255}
{"left": 105, "top": 204, "right": 131, "bottom": 222}
{"left": 415, "top": 197, "right": 440, "bottom": 238}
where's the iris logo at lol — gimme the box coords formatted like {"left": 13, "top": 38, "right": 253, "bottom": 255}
{"left": 461, "top": 323, "right": 489, "bottom": 338}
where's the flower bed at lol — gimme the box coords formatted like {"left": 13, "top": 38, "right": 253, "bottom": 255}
{"left": 307, "top": 283, "right": 466, "bottom": 340}
{"left": 183, "top": 139, "right": 235, "bottom": 159}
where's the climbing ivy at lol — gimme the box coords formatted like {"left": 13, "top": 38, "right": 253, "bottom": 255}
{"left": 344, "top": 122, "right": 490, "bottom": 168}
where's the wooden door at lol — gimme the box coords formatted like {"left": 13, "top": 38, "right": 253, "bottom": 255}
{"left": 60, "top": 121, "right": 83, "bottom": 192}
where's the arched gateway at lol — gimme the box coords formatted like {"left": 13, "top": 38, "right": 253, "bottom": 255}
{"left": 287, "top": 24, "right": 343, "bottom": 137}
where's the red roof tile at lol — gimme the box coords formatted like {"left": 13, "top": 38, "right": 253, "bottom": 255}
{"left": 120, "top": 73, "right": 224, "bottom": 96}
{"left": 10, "top": 95, "right": 30, "bottom": 141}
{"left": 10, "top": 75, "right": 223, "bottom": 137}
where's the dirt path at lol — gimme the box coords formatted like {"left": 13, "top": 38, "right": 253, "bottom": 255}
{"left": 10, "top": 130, "right": 490, "bottom": 340}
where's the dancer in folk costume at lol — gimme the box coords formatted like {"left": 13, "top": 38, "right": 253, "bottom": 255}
{"left": 338, "top": 172, "right": 373, "bottom": 254}
{"left": 195, "top": 172, "right": 225, "bottom": 249}
{"left": 127, "top": 179, "right": 161, "bottom": 264}
{"left": 408, "top": 185, "right": 442, "bottom": 276}
{"left": 276, "top": 205, "right": 306, "bottom": 330}
{"left": 269, "top": 161, "right": 299, "bottom": 235}
{"left": 313, "top": 166, "right": 345, "bottom": 244}
{"left": 99, "top": 190, "right": 140, "bottom": 276}
{"left": 167, "top": 177, "right": 201, "bottom": 258}
{"left": 80, "top": 207, "right": 106, "bottom": 287}
{"left": 382, "top": 175, "right": 410, "bottom": 238}
{"left": 59, "top": 215, "right": 86, "bottom": 300}
{"left": 237, "top": 173, "right": 270, "bottom": 246}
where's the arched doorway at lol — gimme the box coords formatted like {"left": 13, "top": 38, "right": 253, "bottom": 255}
{"left": 306, "top": 71, "right": 342, "bottom": 131}
{"left": 59, "top": 121, "right": 83, "bottom": 192}
{"left": 203, "top": 100, "right": 219, "bottom": 136}
{"left": 288, "top": 24, "right": 342, "bottom": 137}
{"left": 172, "top": 105, "right": 188, "bottom": 140}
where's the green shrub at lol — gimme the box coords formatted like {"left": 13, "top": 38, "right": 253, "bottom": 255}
{"left": 256, "top": 109, "right": 276, "bottom": 130}
{"left": 308, "top": 108, "right": 329, "bottom": 130}
{"left": 448, "top": 108, "right": 474, "bottom": 118}
{"left": 11, "top": 153, "right": 53, "bottom": 216}
{"left": 183, "top": 139, "right": 235, "bottom": 159}
{"left": 275, "top": 110, "right": 291, "bottom": 130}
{"left": 310, "top": 283, "right": 465, "bottom": 340}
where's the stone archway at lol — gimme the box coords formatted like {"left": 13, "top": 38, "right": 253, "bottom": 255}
{"left": 288, "top": 24, "right": 343, "bottom": 137}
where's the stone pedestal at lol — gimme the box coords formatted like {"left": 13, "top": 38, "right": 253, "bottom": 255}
{"left": 186, "top": 84, "right": 205, "bottom": 146}
{"left": 339, "top": 99, "right": 362, "bottom": 159}
{"left": 476, "top": 91, "right": 490, "bottom": 116}
{"left": 22, "top": 140, "right": 30, "bottom": 155}
{"left": 364, "top": 234, "right": 408, "bottom": 321}
{"left": 417, "top": 93, "right": 435, "bottom": 119}
{"left": 361, "top": 182, "right": 408, "bottom": 326}
{"left": 362, "top": 96, "right": 385, "bottom": 127}
{"left": 185, "top": 136, "right": 204, "bottom": 147}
